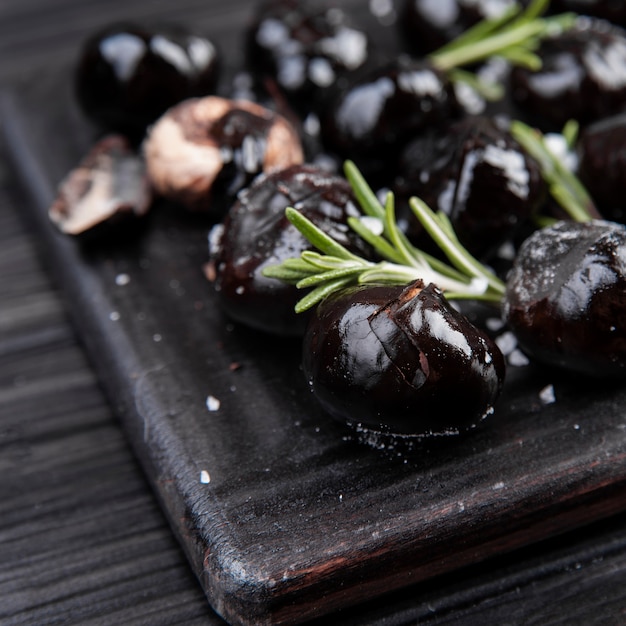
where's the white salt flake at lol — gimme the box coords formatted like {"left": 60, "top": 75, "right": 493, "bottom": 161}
{"left": 359, "top": 215, "right": 384, "bottom": 236}
{"left": 508, "top": 349, "right": 530, "bottom": 367}
{"left": 200, "top": 470, "right": 211, "bottom": 484}
{"left": 206, "top": 395, "right": 221, "bottom": 412}
{"left": 115, "top": 273, "right": 131, "bottom": 286}
{"left": 495, "top": 331, "right": 518, "bottom": 355}
{"left": 539, "top": 384, "right": 556, "bottom": 405}
{"left": 109, "top": 311, "right": 120, "bottom": 321}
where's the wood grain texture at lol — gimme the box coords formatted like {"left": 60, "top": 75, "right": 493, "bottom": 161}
{"left": 2, "top": 1, "right": 626, "bottom": 625}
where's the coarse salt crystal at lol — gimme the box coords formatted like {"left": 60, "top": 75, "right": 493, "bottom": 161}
{"left": 539, "top": 384, "right": 556, "bottom": 405}
{"left": 200, "top": 470, "right": 211, "bottom": 484}
{"left": 206, "top": 395, "right": 221, "bottom": 412}
{"left": 115, "top": 273, "right": 131, "bottom": 286}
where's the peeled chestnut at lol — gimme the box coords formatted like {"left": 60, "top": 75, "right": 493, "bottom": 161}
{"left": 503, "top": 220, "right": 626, "bottom": 377}
{"left": 510, "top": 18, "right": 626, "bottom": 129}
{"left": 394, "top": 115, "right": 546, "bottom": 259}
{"left": 48, "top": 134, "right": 152, "bottom": 238}
{"left": 303, "top": 281, "right": 506, "bottom": 436}
{"left": 75, "top": 22, "right": 220, "bottom": 139}
{"left": 210, "top": 164, "right": 371, "bottom": 336}
{"left": 143, "top": 96, "right": 304, "bottom": 215}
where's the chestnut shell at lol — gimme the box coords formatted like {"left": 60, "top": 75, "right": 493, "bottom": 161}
{"left": 211, "top": 164, "right": 370, "bottom": 336}
{"left": 303, "top": 281, "right": 506, "bottom": 436}
{"left": 503, "top": 220, "right": 626, "bottom": 377}
{"left": 75, "top": 22, "right": 220, "bottom": 139}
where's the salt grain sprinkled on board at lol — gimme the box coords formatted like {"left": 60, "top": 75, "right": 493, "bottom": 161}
{"left": 200, "top": 470, "right": 211, "bottom": 484}
{"left": 539, "top": 384, "right": 556, "bottom": 405}
{"left": 115, "top": 273, "right": 130, "bottom": 286}
{"left": 206, "top": 395, "right": 221, "bottom": 412}
{"left": 109, "top": 311, "right": 120, "bottom": 321}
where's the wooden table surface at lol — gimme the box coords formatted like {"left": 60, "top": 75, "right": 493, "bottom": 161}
{"left": 2, "top": 1, "right": 626, "bottom": 624}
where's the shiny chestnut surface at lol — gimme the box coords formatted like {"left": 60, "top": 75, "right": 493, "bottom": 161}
{"left": 211, "top": 164, "right": 370, "bottom": 336}
{"left": 394, "top": 115, "right": 546, "bottom": 259}
{"left": 245, "top": 0, "right": 371, "bottom": 112}
{"left": 303, "top": 281, "right": 506, "bottom": 436}
{"left": 510, "top": 18, "right": 626, "bottom": 128}
{"left": 577, "top": 112, "right": 626, "bottom": 222}
{"left": 75, "top": 22, "right": 220, "bottom": 138}
{"left": 320, "top": 57, "right": 461, "bottom": 181}
{"left": 503, "top": 220, "right": 626, "bottom": 377}
{"left": 399, "top": 0, "right": 517, "bottom": 55}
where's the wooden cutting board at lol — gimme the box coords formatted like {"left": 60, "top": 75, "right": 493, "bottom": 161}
{"left": 3, "top": 5, "right": 626, "bottom": 624}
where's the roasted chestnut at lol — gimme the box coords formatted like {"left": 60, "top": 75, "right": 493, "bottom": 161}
{"left": 503, "top": 219, "right": 626, "bottom": 377}
{"left": 510, "top": 17, "right": 626, "bottom": 129}
{"left": 549, "top": 0, "right": 626, "bottom": 28}
{"left": 399, "top": 0, "right": 517, "bottom": 55}
{"left": 245, "top": 0, "right": 372, "bottom": 113}
{"left": 48, "top": 134, "right": 152, "bottom": 237}
{"left": 75, "top": 22, "right": 220, "bottom": 139}
{"left": 394, "top": 115, "right": 546, "bottom": 259}
{"left": 143, "top": 96, "right": 304, "bottom": 215}
{"left": 303, "top": 281, "right": 506, "bottom": 436}
{"left": 320, "top": 56, "right": 461, "bottom": 182}
{"left": 577, "top": 112, "right": 626, "bottom": 223}
{"left": 210, "top": 164, "right": 372, "bottom": 335}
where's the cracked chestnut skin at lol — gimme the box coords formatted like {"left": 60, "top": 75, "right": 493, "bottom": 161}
{"left": 503, "top": 220, "right": 626, "bottom": 377}
{"left": 75, "top": 22, "right": 220, "bottom": 140}
{"left": 510, "top": 18, "right": 626, "bottom": 129}
{"left": 394, "top": 115, "right": 546, "bottom": 260}
{"left": 303, "top": 281, "right": 506, "bottom": 436}
{"left": 211, "top": 164, "right": 371, "bottom": 336}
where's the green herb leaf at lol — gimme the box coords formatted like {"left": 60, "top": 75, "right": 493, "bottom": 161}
{"left": 509, "top": 119, "right": 601, "bottom": 222}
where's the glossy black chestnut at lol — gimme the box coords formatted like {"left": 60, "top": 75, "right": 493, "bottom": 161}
{"left": 210, "top": 164, "right": 371, "bottom": 336}
{"left": 394, "top": 115, "right": 546, "bottom": 260}
{"left": 303, "top": 281, "right": 506, "bottom": 436}
{"left": 319, "top": 56, "right": 461, "bottom": 182}
{"left": 510, "top": 17, "right": 626, "bottom": 129}
{"left": 503, "top": 219, "right": 626, "bottom": 377}
{"left": 577, "top": 112, "right": 626, "bottom": 223}
{"left": 245, "top": 0, "right": 372, "bottom": 113}
{"left": 75, "top": 22, "right": 220, "bottom": 139}
{"left": 399, "top": 0, "right": 517, "bottom": 55}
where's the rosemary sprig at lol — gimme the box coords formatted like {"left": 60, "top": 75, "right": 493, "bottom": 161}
{"left": 509, "top": 119, "right": 601, "bottom": 222}
{"left": 263, "top": 162, "right": 506, "bottom": 313}
{"left": 430, "top": 0, "right": 576, "bottom": 100}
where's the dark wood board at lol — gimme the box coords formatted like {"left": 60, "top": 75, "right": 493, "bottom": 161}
{"left": 3, "top": 4, "right": 626, "bottom": 625}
